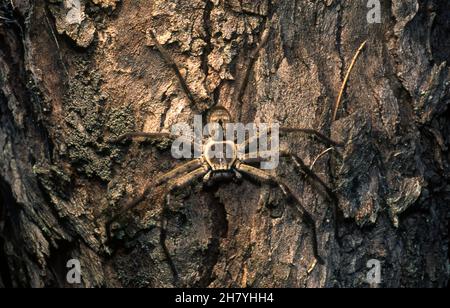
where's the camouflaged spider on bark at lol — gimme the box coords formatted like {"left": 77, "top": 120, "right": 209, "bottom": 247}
{"left": 107, "top": 22, "right": 366, "bottom": 274}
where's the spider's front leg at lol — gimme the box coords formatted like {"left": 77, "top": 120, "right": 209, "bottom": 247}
{"left": 149, "top": 30, "right": 205, "bottom": 113}
{"left": 235, "top": 162, "right": 325, "bottom": 265}
{"left": 234, "top": 21, "right": 272, "bottom": 121}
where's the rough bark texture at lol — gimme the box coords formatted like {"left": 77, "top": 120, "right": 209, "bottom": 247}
{"left": 0, "top": 0, "right": 448, "bottom": 288}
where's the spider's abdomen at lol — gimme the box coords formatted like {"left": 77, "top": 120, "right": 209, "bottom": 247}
{"left": 203, "top": 140, "right": 237, "bottom": 171}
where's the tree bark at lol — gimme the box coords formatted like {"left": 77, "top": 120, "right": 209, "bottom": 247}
{"left": 0, "top": 0, "right": 448, "bottom": 288}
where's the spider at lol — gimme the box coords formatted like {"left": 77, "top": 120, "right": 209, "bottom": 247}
{"left": 108, "top": 22, "right": 366, "bottom": 279}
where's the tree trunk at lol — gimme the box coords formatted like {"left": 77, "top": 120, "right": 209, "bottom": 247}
{"left": 0, "top": 0, "right": 448, "bottom": 288}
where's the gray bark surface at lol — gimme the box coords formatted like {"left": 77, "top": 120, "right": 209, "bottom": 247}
{"left": 0, "top": 0, "right": 448, "bottom": 287}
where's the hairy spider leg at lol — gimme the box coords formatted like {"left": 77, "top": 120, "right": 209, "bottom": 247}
{"left": 280, "top": 150, "right": 339, "bottom": 241}
{"left": 235, "top": 162, "right": 325, "bottom": 265}
{"left": 149, "top": 30, "right": 203, "bottom": 113}
{"left": 111, "top": 131, "right": 203, "bottom": 151}
{"left": 234, "top": 22, "right": 272, "bottom": 121}
{"left": 242, "top": 126, "right": 343, "bottom": 156}
{"left": 239, "top": 149, "right": 339, "bottom": 253}
{"left": 109, "top": 158, "right": 206, "bottom": 223}
{"left": 157, "top": 166, "right": 210, "bottom": 286}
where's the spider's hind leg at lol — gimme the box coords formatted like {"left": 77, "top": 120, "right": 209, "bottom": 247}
{"left": 282, "top": 150, "right": 340, "bottom": 242}
{"left": 157, "top": 166, "right": 210, "bottom": 286}
{"left": 236, "top": 163, "right": 325, "bottom": 265}
{"left": 282, "top": 150, "right": 338, "bottom": 204}
{"left": 107, "top": 159, "right": 206, "bottom": 228}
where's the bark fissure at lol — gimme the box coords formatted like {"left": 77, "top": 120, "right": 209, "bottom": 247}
{"left": 195, "top": 189, "right": 228, "bottom": 287}
{"left": 335, "top": 2, "right": 345, "bottom": 81}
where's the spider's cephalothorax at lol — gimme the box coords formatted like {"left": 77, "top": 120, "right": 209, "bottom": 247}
{"left": 110, "top": 25, "right": 366, "bottom": 281}
{"left": 202, "top": 106, "right": 240, "bottom": 182}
